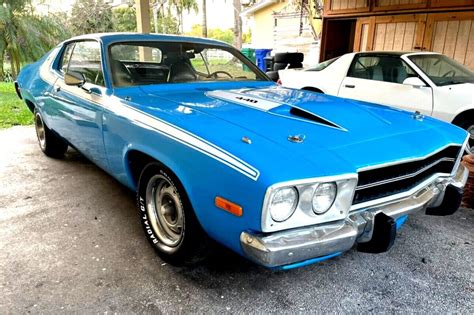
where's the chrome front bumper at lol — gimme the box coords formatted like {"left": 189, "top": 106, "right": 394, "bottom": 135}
{"left": 241, "top": 165, "right": 468, "bottom": 268}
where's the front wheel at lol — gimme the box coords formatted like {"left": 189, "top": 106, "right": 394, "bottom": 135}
{"left": 34, "top": 110, "right": 68, "bottom": 158}
{"left": 137, "top": 162, "right": 207, "bottom": 265}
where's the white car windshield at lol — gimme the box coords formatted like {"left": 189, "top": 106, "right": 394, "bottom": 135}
{"left": 408, "top": 54, "right": 474, "bottom": 86}
{"left": 108, "top": 41, "right": 268, "bottom": 87}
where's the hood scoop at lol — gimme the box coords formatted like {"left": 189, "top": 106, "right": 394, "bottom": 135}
{"left": 288, "top": 106, "right": 342, "bottom": 129}
{"left": 206, "top": 89, "right": 345, "bottom": 131}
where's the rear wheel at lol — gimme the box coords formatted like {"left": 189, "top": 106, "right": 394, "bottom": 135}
{"left": 34, "top": 110, "right": 68, "bottom": 158}
{"left": 137, "top": 162, "right": 207, "bottom": 265}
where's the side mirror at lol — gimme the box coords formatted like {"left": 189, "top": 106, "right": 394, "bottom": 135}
{"left": 64, "top": 71, "right": 86, "bottom": 87}
{"left": 403, "top": 77, "right": 426, "bottom": 88}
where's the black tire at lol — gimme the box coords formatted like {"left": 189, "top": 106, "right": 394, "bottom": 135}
{"left": 273, "top": 62, "right": 289, "bottom": 71}
{"left": 273, "top": 52, "right": 304, "bottom": 64}
{"left": 288, "top": 62, "right": 303, "bottom": 69}
{"left": 453, "top": 114, "right": 474, "bottom": 154}
{"left": 137, "top": 162, "right": 207, "bottom": 265}
{"left": 34, "top": 110, "right": 68, "bottom": 158}
{"left": 265, "top": 70, "right": 279, "bottom": 82}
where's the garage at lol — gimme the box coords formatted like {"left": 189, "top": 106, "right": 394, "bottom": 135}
{"left": 320, "top": 0, "right": 474, "bottom": 70}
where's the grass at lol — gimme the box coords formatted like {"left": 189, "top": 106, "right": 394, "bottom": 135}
{"left": 0, "top": 82, "right": 33, "bottom": 128}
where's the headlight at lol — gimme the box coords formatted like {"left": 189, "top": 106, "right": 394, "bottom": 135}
{"left": 269, "top": 187, "right": 298, "bottom": 222}
{"left": 312, "top": 182, "right": 337, "bottom": 214}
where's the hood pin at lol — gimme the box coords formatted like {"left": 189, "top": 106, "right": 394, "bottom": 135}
{"left": 412, "top": 111, "right": 424, "bottom": 121}
{"left": 241, "top": 136, "right": 252, "bottom": 144}
{"left": 288, "top": 134, "right": 306, "bottom": 143}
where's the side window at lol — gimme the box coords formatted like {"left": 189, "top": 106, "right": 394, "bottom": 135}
{"left": 348, "top": 55, "right": 415, "bottom": 84}
{"left": 59, "top": 43, "right": 75, "bottom": 74}
{"left": 67, "top": 41, "right": 104, "bottom": 86}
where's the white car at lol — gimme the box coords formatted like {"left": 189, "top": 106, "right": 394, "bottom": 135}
{"left": 279, "top": 52, "right": 474, "bottom": 153}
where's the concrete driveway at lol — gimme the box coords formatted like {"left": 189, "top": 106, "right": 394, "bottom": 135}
{"left": 1, "top": 126, "right": 473, "bottom": 313}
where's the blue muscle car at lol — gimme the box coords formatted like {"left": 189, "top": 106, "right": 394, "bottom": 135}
{"left": 15, "top": 33, "right": 469, "bottom": 269}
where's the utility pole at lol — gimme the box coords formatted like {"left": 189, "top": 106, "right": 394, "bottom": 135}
{"left": 202, "top": 0, "right": 207, "bottom": 37}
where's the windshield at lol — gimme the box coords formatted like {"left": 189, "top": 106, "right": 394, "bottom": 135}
{"left": 305, "top": 57, "right": 339, "bottom": 71}
{"left": 108, "top": 41, "right": 268, "bottom": 87}
{"left": 408, "top": 54, "right": 474, "bottom": 86}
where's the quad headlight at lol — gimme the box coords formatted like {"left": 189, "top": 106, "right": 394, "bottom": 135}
{"left": 269, "top": 187, "right": 298, "bottom": 222}
{"left": 262, "top": 175, "right": 358, "bottom": 232}
{"left": 312, "top": 182, "right": 337, "bottom": 214}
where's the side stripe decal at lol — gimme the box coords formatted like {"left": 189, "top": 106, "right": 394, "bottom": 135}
{"left": 39, "top": 61, "right": 260, "bottom": 181}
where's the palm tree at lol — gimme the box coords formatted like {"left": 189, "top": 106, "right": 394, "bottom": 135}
{"left": 168, "top": 0, "right": 198, "bottom": 34}
{"left": 201, "top": 0, "right": 207, "bottom": 38}
{"left": 0, "top": 0, "right": 69, "bottom": 80}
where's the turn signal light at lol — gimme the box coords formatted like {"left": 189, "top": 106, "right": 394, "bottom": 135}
{"left": 215, "top": 196, "right": 243, "bottom": 217}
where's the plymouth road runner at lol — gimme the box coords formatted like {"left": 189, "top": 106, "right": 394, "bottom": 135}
{"left": 15, "top": 33, "right": 469, "bottom": 269}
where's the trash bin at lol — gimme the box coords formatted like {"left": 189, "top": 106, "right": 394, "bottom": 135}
{"left": 255, "top": 49, "right": 272, "bottom": 71}
{"left": 241, "top": 48, "right": 256, "bottom": 71}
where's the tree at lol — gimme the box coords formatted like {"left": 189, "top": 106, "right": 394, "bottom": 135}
{"left": 69, "top": 0, "right": 113, "bottom": 35}
{"left": 150, "top": 0, "right": 193, "bottom": 34}
{"left": 185, "top": 25, "right": 233, "bottom": 44}
{"left": 232, "top": 0, "right": 242, "bottom": 50}
{"left": 112, "top": 7, "right": 137, "bottom": 32}
{"left": 168, "top": 0, "right": 198, "bottom": 33}
{"left": 0, "top": 0, "right": 70, "bottom": 80}
{"left": 201, "top": 0, "right": 207, "bottom": 37}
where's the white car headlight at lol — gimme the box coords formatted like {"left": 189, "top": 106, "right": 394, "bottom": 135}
{"left": 269, "top": 187, "right": 298, "bottom": 222}
{"left": 312, "top": 182, "right": 337, "bottom": 214}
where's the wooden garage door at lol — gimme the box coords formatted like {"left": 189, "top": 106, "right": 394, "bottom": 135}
{"left": 354, "top": 14, "right": 426, "bottom": 52}
{"left": 423, "top": 12, "right": 474, "bottom": 69}
{"left": 354, "top": 12, "right": 474, "bottom": 69}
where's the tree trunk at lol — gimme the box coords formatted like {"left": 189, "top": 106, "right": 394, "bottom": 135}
{"left": 153, "top": 3, "right": 159, "bottom": 33}
{"left": 233, "top": 0, "right": 242, "bottom": 50}
{"left": 8, "top": 50, "right": 17, "bottom": 80}
{"left": 201, "top": 0, "right": 207, "bottom": 38}
{"left": 0, "top": 40, "right": 5, "bottom": 81}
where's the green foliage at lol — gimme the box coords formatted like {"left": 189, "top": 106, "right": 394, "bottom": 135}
{"left": 69, "top": 0, "right": 114, "bottom": 35}
{"left": 0, "top": 0, "right": 71, "bottom": 80}
{"left": 151, "top": 0, "right": 197, "bottom": 33}
{"left": 154, "top": 14, "right": 179, "bottom": 34}
{"left": 242, "top": 29, "right": 251, "bottom": 44}
{"left": 185, "top": 25, "right": 234, "bottom": 44}
{"left": 112, "top": 7, "right": 137, "bottom": 32}
{"left": 0, "top": 82, "right": 33, "bottom": 128}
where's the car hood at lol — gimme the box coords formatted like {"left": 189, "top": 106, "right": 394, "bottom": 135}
{"left": 125, "top": 84, "right": 466, "bottom": 178}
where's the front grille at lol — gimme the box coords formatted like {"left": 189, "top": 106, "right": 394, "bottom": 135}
{"left": 353, "top": 145, "right": 461, "bottom": 205}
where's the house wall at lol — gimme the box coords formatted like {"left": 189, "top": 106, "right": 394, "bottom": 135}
{"left": 252, "top": 2, "right": 288, "bottom": 48}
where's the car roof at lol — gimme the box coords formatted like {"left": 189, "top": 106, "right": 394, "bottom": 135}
{"left": 354, "top": 51, "right": 442, "bottom": 57}
{"left": 64, "top": 32, "right": 231, "bottom": 48}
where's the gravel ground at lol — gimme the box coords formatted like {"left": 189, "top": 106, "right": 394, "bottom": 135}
{"left": 1, "top": 126, "right": 473, "bottom": 313}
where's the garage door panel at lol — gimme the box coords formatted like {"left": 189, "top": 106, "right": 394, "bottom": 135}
{"left": 402, "top": 22, "right": 416, "bottom": 50}
{"left": 453, "top": 20, "right": 472, "bottom": 64}
{"left": 466, "top": 29, "right": 474, "bottom": 69}
{"left": 425, "top": 12, "right": 474, "bottom": 70}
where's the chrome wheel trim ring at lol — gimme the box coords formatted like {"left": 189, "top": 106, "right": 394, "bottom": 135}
{"left": 34, "top": 113, "right": 46, "bottom": 150}
{"left": 467, "top": 125, "right": 474, "bottom": 154}
{"left": 145, "top": 174, "right": 184, "bottom": 252}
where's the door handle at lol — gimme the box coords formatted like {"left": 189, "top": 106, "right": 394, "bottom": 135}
{"left": 54, "top": 85, "right": 61, "bottom": 92}
{"left": 344, "top": 84, "right": 355, "bottom": 88}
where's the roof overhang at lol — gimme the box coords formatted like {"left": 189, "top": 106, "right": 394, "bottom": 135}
{"left": 241, "top": 0, "right": 279, "bottom": 17}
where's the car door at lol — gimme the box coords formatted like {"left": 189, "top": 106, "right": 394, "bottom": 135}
{"left": 338, "top": 54, "right": 433, "bottom": 115}
{"left": 49, "top": 40, "right": 109, "bottom": 170}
